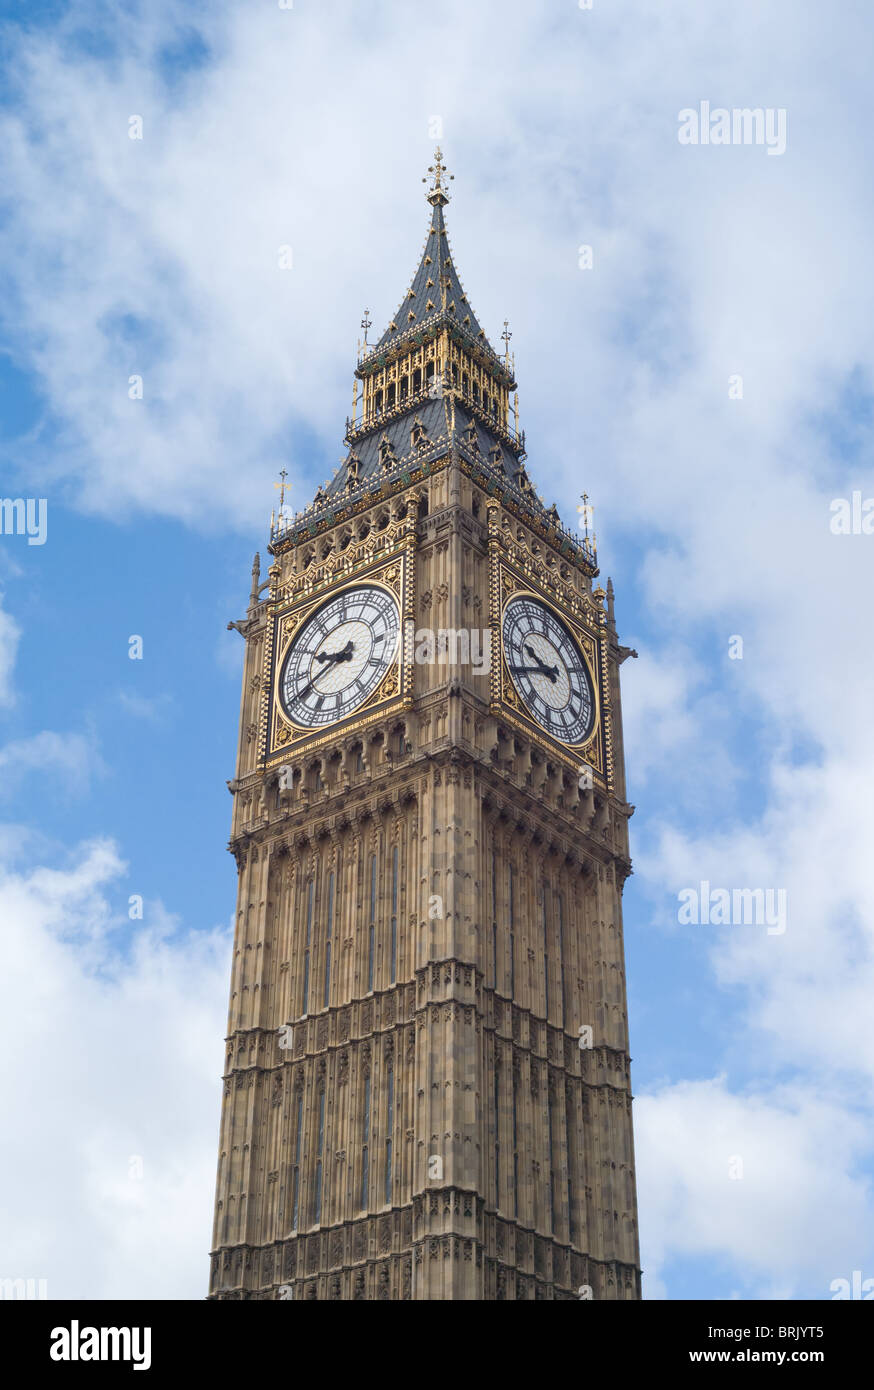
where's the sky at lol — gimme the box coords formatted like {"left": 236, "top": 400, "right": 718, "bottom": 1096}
{"left": 1, "top": 0, "right": 873, "bottom": 1301}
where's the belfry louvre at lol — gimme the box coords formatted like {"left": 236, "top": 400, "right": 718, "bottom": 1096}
{"left": 208, "top": 152, "right": 641, "bottom": 1300}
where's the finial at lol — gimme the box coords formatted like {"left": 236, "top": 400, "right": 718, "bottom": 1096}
{"left": 273, "top": 468, "right": 290, "bottom": 527}
{"left": 361, "top": 307, "right": 372, "bottom": 348}
{"left": 423, "top": 146, "right": 454, "bottom": 206}
{"left": 250, "top": 553, "right": 261, "bottom": 607}
{"left": 606, "top": 577, "right": 616, "bottom": 626}
{"left": 578, "top": 491, "right": 593, "bottom": 542}
{"left": 501, "top": 319, "right": 512, "bottom": 365}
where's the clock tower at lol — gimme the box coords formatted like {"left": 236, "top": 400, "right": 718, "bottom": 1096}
{"left": 208, "top": 152, "right": 641, "bottom": 1301}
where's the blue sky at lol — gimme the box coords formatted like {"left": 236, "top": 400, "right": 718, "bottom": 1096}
{"left": 1, "top": 0, "right": 873, "bottom": 1300}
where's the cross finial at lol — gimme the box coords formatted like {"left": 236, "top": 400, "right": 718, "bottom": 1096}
{"left": 577, "top": 490, "right": 593, "bottom": 541}
{"left": 423, "top": 146, "right": 453, "bottom": 206}
{"left": 273, "top": 467, "right": 290, "bottom": 522}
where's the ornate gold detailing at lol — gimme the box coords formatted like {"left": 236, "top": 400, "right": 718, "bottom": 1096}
{"left": 488, "top": 526, "right": 611, "bottom": 785}
{"left": 261, "top": 552, "right": 410, "bottom": 765}
{"left": 423, "top": 146, "right": 453, "bottom": 206}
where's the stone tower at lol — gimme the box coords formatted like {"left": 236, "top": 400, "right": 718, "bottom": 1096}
{"left": 208, "top": 151, "right": 641, "bottom": 1301}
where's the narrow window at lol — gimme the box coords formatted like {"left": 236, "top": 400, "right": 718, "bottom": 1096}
{"left": 384, "top": 1063, "right": 394, "bottom": 1206}
{"left": 494, "top": 1062, "right": 501, "bottom": 1205}
{"left": 508, "top": 865, "right": 516, "bottom": 998}
{"left": 399, "top": 375, "right": 409, "bottom": 401}
{"left": 566, "top": 1087, "right": 575, "bottom": 1245}
{"left": 360, "top": 1072, "right": 371, "bottom": 1209}
{"left": 512, "top": 1069, "right": 519, "bottom": 1220}
{"left": 390, "top": 846, "right": 398, "bottom": 985}
{"left": 491, "top": 851, "right": 498, "bottom": 989}
{"left": 313, "top": 1088, "right": 325, "bottom": 1224}
{"left": 291, "top": 1090, "right": 303, "bottom": 1230}
{"left": 302, "top": 879, "right": 313, "bottom": 1015}
{"left": 367, "top": 853, "right": 377, "bottom": 992}
{"left": 557, "top": 892, "right": 566, "bottom": 1030}
{"left": 546, "top": 1088, "right": 555, "bottom": 1233}
{"left": 412, "top": 367, "right": 422, "bottom": 393}
{"left": 386, "top": 382, "right": 396, "bottom": 408}
{"left": 542, "top": 885, "right": 550, "bottom": 1020}
{"left": 323, "top": 870, "right": 334, "bottom": 1009}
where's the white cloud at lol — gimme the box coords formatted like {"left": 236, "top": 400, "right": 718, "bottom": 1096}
{"left": 0, "top": 834, "right": 230, "bottom": 1299}
{"left": 0, "top": 730, "right": 102, "bottom": 795}
{"left": 118, "top": 691, "right": 174, "bottom": 722}
{"left": 636, "top": 1077, "right": 874, "bottom": 1299}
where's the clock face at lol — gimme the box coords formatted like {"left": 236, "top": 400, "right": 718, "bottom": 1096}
{"left": 502, "top": 595, "right": 594, "bottom": 745}
{"left": 280, "top": 585, "right": 400, "bottom": 729}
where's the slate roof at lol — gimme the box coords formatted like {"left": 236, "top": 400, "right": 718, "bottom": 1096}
{"left": 375, "top": 201, "right": 495, "bottom": 355}
{"left": 321, "top": 396, "right": 528, "bottom": 506}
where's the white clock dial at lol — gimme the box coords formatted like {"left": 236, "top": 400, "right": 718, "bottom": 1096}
{"left": 280, "top": 585, "right": 400, "bottom": 729}
{"left": 502, "top": 595, "right": 594, "bottom": 745}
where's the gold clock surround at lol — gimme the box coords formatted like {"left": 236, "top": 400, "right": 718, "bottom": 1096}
{"left": 489, "top": 554, "right": 613, "bottom": 790}
{"left": 262, "top": 549, "right": 413, "bottom": 765}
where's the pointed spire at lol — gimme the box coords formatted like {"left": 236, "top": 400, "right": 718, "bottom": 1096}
{"left": 375, "top": 151, "right": 492, "bottom": 353}
{"left": 321, "top": 151, "right": 530, "bottom": 513}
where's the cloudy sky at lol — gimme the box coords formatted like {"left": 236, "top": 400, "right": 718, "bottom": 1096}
{"left": 1, "top": 0, "right": 872, "bottom": 1300}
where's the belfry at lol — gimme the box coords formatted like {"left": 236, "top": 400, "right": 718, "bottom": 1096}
{"left": 209, "top": 152, "right": 641, "bottom": 1300}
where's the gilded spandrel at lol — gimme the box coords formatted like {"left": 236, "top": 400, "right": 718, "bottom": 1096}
{"left": 209, "top": 151, "right": 640, "bottom": 1301}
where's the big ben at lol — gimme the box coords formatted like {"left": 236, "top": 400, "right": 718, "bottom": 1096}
{"left": 208, "top": 151, "right": 641, "bottom": 1301}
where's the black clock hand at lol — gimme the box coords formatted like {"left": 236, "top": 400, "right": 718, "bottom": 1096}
{"left": 521, "top": 644, "right": 559, "bottom": 681}
{"left": 315, "top": 639, "right": 353, "bottom": 663}
{"left": 510, "top": 663, "right": 558, "bottom": 682}
{"left": 293, "top": 642, "right": 354, "bottom": 702}
{"left": 293, "top": 673, "right": 319, "bottom": 701}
